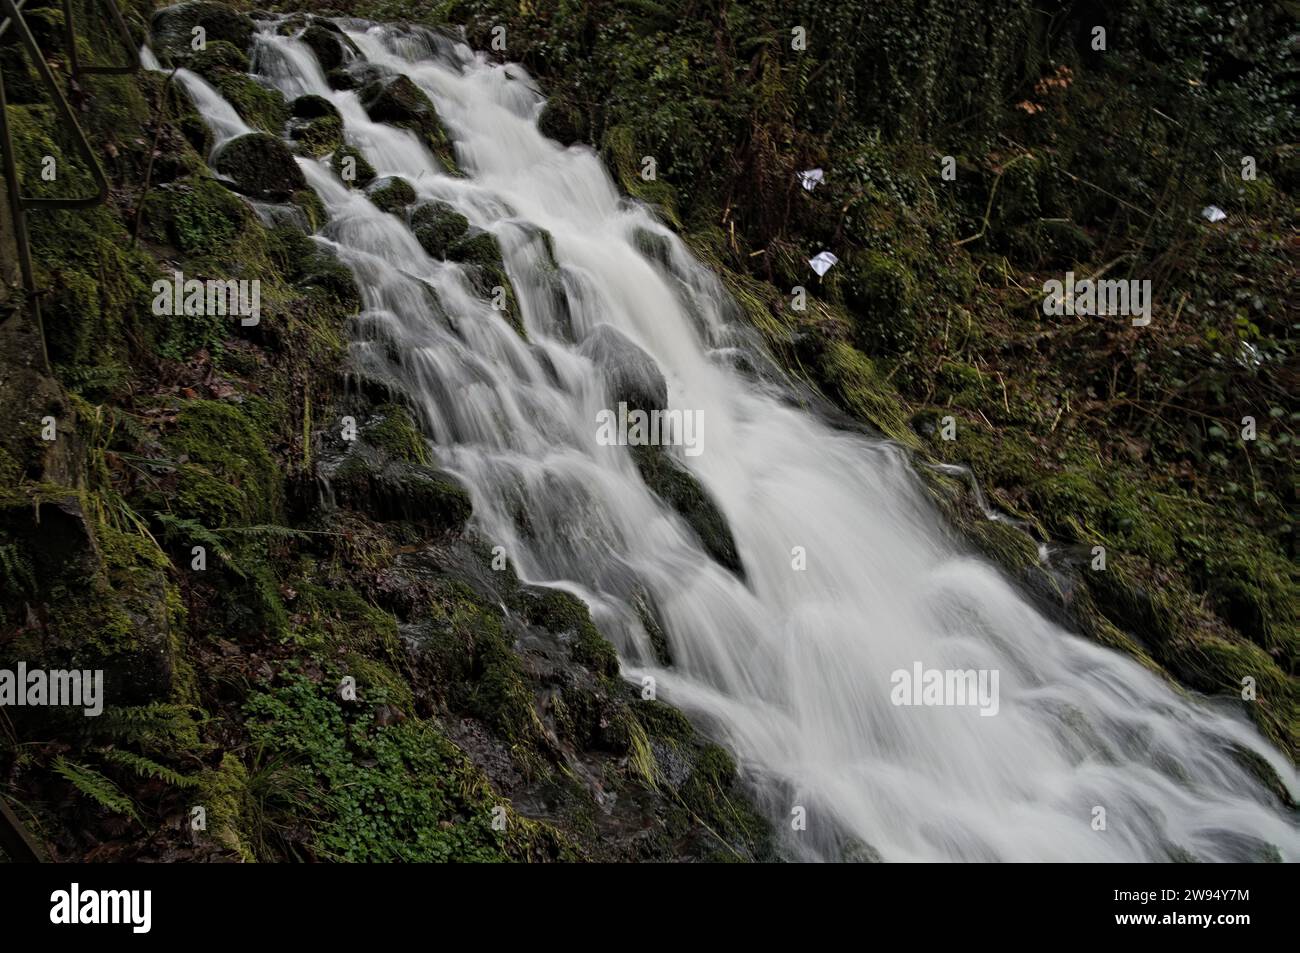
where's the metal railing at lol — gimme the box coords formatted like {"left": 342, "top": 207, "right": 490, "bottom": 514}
{"left": 0, "top": 0, "right": 141, "bottom": 861}
{"left": 0, "top": 0, "right": 141, "bottom": 370}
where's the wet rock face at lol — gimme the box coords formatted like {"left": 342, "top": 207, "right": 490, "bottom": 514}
{"left": 631, "top": 444, "right": 744, "bottom": 578}
{"left": 319, "top": 413, "right": 472, "bottom": 532}
{"left": 365, "top": 176, "right": 417, "bottom": 215}
{"left": 328, "top": 61, "right": 393, "bottom": 92}
{"left": 331, "top": 145, "right": 376, "bottom": 188}
{"left": 152, "top": 2, "right": 256, "bottom": 64}
{"left": 288, "top": 95, "right": 343, "bottom": 157}
{"left": 300, "top": 23, "right": 360, "bottom": 72}
{"left": 212, "top": 132, "right": 307, "bottom": 199}
{"left": 580, "top": 324, "right": 667, "bottom": 414}
{"left": 410, "top": 200, "right": 469, "bottom": 258}
{"left": 360, "top": 74, "right": 443, "bottom": 139}
{"left": 538, "top": 98, "right": 587, "bottom": 146}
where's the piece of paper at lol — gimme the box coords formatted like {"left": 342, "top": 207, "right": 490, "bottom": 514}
{"left": 1201, "top": 205, "right": 1227, "bottom": 222}
{"left": 809, "top": 251, "right": 839, "bottom": 276}
{"left": 799, "top": 168, "right": 825, "bottom": 191}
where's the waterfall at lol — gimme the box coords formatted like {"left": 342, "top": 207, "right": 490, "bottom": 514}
{"left": 175, "top": 18, "right": 1297, "bottom": 862}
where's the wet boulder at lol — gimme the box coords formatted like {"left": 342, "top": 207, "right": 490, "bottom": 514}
{"left": 331, "top": 144, "right": 376, "bottom": 188}
{"left": 579, "top": 324, "right": 667, "bottom": 414}
{"left": 359, "top": 75, "right": 451, "bottom": 152}
{"left": 287, "top": 94, "right": 343, "bottom": 157}
{"left": 187, "top": 39, "right": 249, "bottom": 78}
{"left": 152, "top": 2, "right": 256, "bottom": 64}
{"left": 538, "top": 98, "right": 587, "bottom": 146}
{"left": 365, "top": 175, "right": 416, "bottom": 215}
{"left": 410, "top": 199, "right": 468, "bottom": 258}
{"left": 361, "top": 75, "right": 432, "bottom": 128}
{"left": 212, "top": 131, "right": 307, "bottom": 200}
{"left": 324, "top": 441, "right": 471, "bottom": 532}
{"left": 301, "top": 23, "right": 360, "bottom": 72}
{"left": 328, "top": 61, "right": 392, "bottom": 91}
{"left": 631, "top": 445, "right": 743, "bottom": 578}
{"left": 447, "top": 230, "right": 520, "bottom": 332}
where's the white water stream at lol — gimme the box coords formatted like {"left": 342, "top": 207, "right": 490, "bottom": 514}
{"left": 164, "top": 18, "right": 1297, "bottom": 861}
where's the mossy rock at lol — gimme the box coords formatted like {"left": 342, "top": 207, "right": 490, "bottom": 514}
{"left": 212, "top": 132, "right": 306, "bottom": 200}
{"left": 142, "top": 174, "right": 250, "bottom": 257}
{"left": 151, "top": 2, "right": 255, "bottom": 64}
{"left": 360, "top": 74, "right": 441, "bottom": 136}
{"left": 579, "top": 324, "right": 667, "bottom": 413}
{"left": 520, "top": 587, "right": 620, "bottom": 678}
{"left": 446, "top": 230, "right": 521, "bottom": 333}
{"left": 266, "top": 224, "right": 360, "bottom": 310}
{"left": 631, "top": 444, "right": 744, "bottom": 578}
{"left": 365, "top": 176, "right": 416, "bottom": 215}
{"left": 410, "top": 200, "right": 469, "bottom": 258}
{"left": 331, "top": 145, "right": 376, "bottom": 188}
{"left": 288, "top": 95, "right": 344, "bottom": 157}
{"left": 291, "top": 189, "right": 329, "bottom": 232}
{"left": 211, "top": 73, "right": 290, "bottom": 135}
{"left": 188, "top": 39, "right": 250, "bottom": 78}
{"left": 165, "top": 399, "right": 281, "bottom": 526}
{"left": 300, "top": 23, "right": 360, "bottom": 72}
{"left": 365, "top": 404, "right": 429, "bottom": 465}
{"left": 359, "top": 74, "right": 456, "bottom": 169}
{"left": 328, "top": 444, "right": 471, "bottom": 532}
{"left": 420, "top": 585, "right": 537, "bottom": 743}
{"left": 327, "top": 61, "right": 392, "bottom": 92}
{"left": 538, "top": 98, "right": 587, "bottom": 146}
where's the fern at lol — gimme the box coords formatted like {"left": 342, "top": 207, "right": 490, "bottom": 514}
{"left": 100, "top": 749, "right": 199, "bottom": 788}
{"left": 153, "top": 512, "right": 243, "bottom": 577}
{"left": 53, "top": 757, "right": 140, "bottom": 822}
{"left": 93, "top": 702, "right": 208, "bottom": 754}
{"left": 0, "top": 543, "right": 36, "bottom": 597}
{"left": 214, "top": 524, "right": 311, "bottom": 541}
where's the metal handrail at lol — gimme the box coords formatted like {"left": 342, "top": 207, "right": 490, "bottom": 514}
{"left": 0, "top": 0, "right": 141, "bottom": 373}
{"left": 0, "top": 0, "right": 141, "bottom": 861}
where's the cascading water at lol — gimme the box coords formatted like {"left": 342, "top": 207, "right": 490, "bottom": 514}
{"left": 162, "top": 18, "right": 1298, "bottom": 861}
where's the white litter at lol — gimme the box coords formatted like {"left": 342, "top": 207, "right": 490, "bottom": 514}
{"left": 1201, "top": 205, "right": 1227, "bottom": 222}
{"left": 798, "top": 168, "right": 824, "bottom": 191}
{"left": 809, "top": 251, "right": 839, "bottom": 276}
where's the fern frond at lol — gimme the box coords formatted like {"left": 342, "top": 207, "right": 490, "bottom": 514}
{"left": 93, "top": 703, "right": 208, "bottom": 754}
{"left": 99, "top": 749, "right": 200, "bottom": 788}
{"left": 52, "top": 757, "right": 141, "bottom": 822}
{"left": 153, "top": 512, "right": 243, "bottom": 577}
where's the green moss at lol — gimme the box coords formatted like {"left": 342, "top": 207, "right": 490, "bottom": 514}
{"left": 630, "top": 444, "right": 743, "bottom": 577}
{"left": 211, "top": 74, "right": 289, "bottom": 135}
{"left": 188, "top": 39, "right": 250, "bottom": 77}
{"left": 676, "top": 743, "right": 772, "bottom": 861}
{"left": 197, "top": 753, "right": 255, "bottom": 862}
{"left": 331, "top": 144, "right": 376, "bottom": 188}
{"left": 212, "top": 132, "right": 306, "bottom": 200}
{"left": 447, "top": 231, "right": 523, "bottom": 336}
{"left": 425, "top": 584, "right": 538, "bottom": 743}
{"left": 166, "top": 400, "right": 280, "bottom": 526}
{"left": 840, "top": 250, "right": 918, "bottom": 356}
{"left": 817, "top": 339, "right": 916, "bottom": 446}
{"left": 366, "top": 176, "right": 416, "bottom": 215}
{"left": 359, "top": 74, "right": 458, "bottom": 172}
{"left": 410, "top": 199, "right": 469, "bottom": 258}
{"left": 288, "top": 95, "right": 343, "bottom": 157}
{"left": 522, "top": 587, "right": 619, "bottom": 678}
{"left": 604, "top": 124, "right": 681, "bottom": 227}
{"left": 366, "top": 404, "right": 429, "bottom": 465}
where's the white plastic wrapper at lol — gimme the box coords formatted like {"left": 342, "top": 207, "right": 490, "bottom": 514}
{"left": 809, "top": 250, "right": 839, "bottom": 276}
{"left": 1201, "top": 205, "right": 1227, "bottom": 222}
{"left": 799, "top": 168, "right": 824, "bottom": 191}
